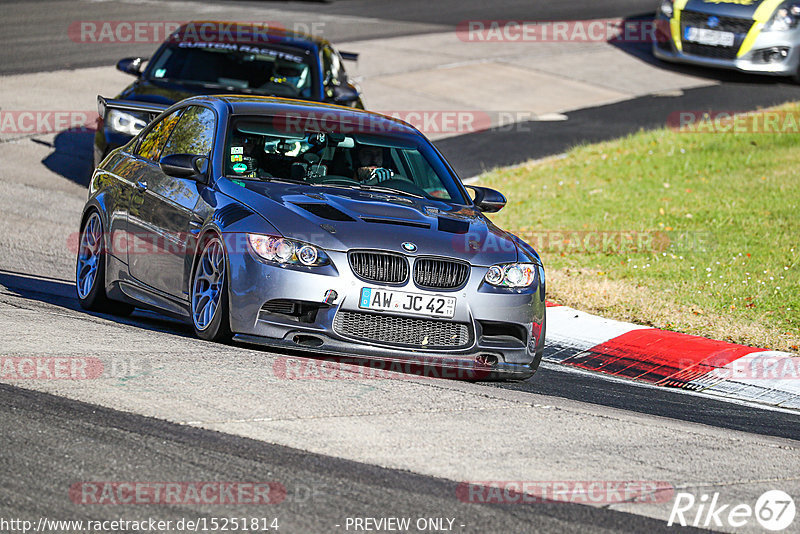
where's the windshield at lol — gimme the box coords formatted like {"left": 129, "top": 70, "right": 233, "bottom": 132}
{"left": 146, "top": 42, "right": 315, "bottom": 98}
{"left": 223, "top": 117, "right": 468, "bottom": 203}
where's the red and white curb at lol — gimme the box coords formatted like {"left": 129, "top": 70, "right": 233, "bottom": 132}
{"left": 544, "top": 303, "right": 800, "bottom": 409}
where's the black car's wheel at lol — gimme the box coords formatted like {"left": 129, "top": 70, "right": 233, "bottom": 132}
{"left": 76, "top": 211, "right": 134, "bottom": 316}
{"left": 191, "top": 235, "right": 232, "bottom": 342}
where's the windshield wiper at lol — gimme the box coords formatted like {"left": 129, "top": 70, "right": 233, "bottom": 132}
{"left": 151, "top": 78, "right": 240, "bottom": 90}
{"left": 356, "top": 184, "right": 425, "bottom": 199}
{"left": 227, "top": 175, "right": 297, "bottom": 185}
{"left": 151, "top": 78, "right": 283, "bottom": 97}
{"left": 311, "top": 182, "right": 425, "bottom": 199}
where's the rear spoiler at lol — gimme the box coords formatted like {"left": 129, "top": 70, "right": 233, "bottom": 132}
{"left": 339, "top": 51, "right": 359, "bottom": 62}
{"left": 97, "top": 96, "right": 169, "bottom": 123}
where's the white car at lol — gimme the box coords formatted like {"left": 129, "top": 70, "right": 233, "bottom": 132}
{"left": 654, "top": 0, "right": 800, "bottom": 81}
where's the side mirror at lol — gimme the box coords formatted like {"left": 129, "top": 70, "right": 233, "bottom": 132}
{"left": 116, "top": 57, "right": 146, "bottom": 77}
{"left": 160, "top": 154, "right": 209, "bottom": 182}
{"left": 467, "top": 186, "right": 506, "bottom": 213}
{"left": 330, "top": 85, "right": 360, "bottom": 105}
{"left": 339, "top": 51, "right": 359, "bottom": 62}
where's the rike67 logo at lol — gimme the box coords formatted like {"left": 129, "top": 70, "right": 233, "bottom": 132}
{"left": 668, "top": 490, "right": 795, "bottom": 531}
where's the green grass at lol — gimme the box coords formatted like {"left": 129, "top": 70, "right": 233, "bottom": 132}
{"left": 480, "top": 104, "right": 800, "bottom": 351}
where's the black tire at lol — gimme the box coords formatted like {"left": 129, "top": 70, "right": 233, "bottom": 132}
{"left": 75, "top": 210, "right": 134, "bottom": 316}
{"left": 190, "top": 235, "right": 233, "bottom": 342}
{"left": 792, "top": 66, "right": 800, "bottom": 84}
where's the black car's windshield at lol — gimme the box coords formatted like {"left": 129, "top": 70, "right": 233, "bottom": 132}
{"left": 223, "top": 117, "right": 468, "bottom": 203}
{"left": 146, "top": 42, "right": 315, "bottom": 98}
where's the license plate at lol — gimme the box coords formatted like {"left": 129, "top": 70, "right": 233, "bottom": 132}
{"left": 359, "top": 287, "right": 456, "bottom": 318}
{"left": 684, "top": 27, "right": 735, "bottom": 47}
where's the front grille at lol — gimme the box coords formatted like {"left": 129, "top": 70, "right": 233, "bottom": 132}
{"left": 414, "top": 258, "right": 470, "bottom": 289}
{"left": 334, "top": 311, "right": 472, "bottom": 349}
{"left": 680, "top": 11, "right": 753, "bottom": 60}
{"left": 349, "top": 251, "right": 409, "bottom": 284}
{"left": 681, "top": 11, "right": 754, "bottom": 34}
{"left": 682, "top": 43, "right": 739, "bottom": 59}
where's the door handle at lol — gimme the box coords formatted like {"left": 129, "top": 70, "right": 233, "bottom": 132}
{"left": 135, "top": 179, "right": 148, "bottom": 192}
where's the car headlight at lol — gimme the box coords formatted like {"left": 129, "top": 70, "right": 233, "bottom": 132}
{"left": 247, "top": 234, "right": 329, "bottom": 266}
{"left": 106, "top": 109, "right": 147, "bottom": 136}
{"left": 767, "top": 2, "right": 800, "bottom": 31}
{"left": 659, "top": 0, "right": 674, "bottom": 18}
{"left": 484, "top": 263, "right": 538, "bottom": 288}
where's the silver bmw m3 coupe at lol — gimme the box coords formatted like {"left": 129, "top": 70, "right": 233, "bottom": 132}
{"left": 77, "top": 95, "right": 546, "bottom": 379}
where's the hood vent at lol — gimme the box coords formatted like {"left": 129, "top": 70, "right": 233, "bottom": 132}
{"left": 437, "top": 217, "right": 470, "bottom": 234}
{"left": 293, "top": 203, "right": 355, "bottom": 222}
{"left": 360, "top": 217, "right": 431, "bottom": 229}
{"left": 212, "top": 204, "right": 253, "bottom": 227}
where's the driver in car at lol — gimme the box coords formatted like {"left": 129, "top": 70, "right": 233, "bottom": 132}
{"left": 266, "top": 63, "right": 309, "bottom": 97}
{"left": 355, "top": 145, "right": 394, "bottom": 183}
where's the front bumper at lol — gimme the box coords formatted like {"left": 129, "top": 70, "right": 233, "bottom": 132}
{"left": 225, "top": 244, "right": 546, "bottom": 380}
{"left": 654, "top": 13, "right": 800, "bottom": 76}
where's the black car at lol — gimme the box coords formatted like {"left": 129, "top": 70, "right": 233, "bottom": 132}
{"left": 94, "top": 21, "right": 363, "bottom": 167}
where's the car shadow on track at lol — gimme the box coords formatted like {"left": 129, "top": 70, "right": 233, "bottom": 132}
{"left": 40, "top": 129, "right": 95, "bottom": 187}
{"left": 0, "top": 269, "right": 193, "bottom": 337}
{"left": 490, "top": 362, "right": 800, "bottom": 441}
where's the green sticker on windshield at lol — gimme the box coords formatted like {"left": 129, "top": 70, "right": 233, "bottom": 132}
{"left": 232, "top": 163, "right": 247, "bottom": 173}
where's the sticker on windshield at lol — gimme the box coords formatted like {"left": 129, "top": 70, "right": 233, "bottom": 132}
{"left": 231, "top": 146, "right": 243, "bottom": 155}
{"left": 154, "top": 68, "right": 166, "bottom": 78}
{"left": 232, "top": 163, "right": 247, "bottom": 173}
{"left": 231, "top": 154, "right": 242, "bottom": 162}
{"left": 176, "top": 41, "right": 305, "bottom": 63}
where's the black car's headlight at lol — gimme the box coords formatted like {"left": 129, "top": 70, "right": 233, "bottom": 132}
{"left": 659, "top": 0, "right": 674, "bottom": 18}
{"left": 766, "top": 2, "right": 800, "bottom": 31}
{"left": 106, "top": 109, "right": 147, "bottom": 136}
{"left": 247, "top": 234, "right": 329, "bottom": 266}
{"left": 484, "top": 263, "right": 538, "bottom": 288}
